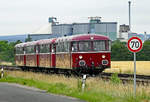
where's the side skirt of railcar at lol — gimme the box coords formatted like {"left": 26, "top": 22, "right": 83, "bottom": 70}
{"left": 20, "top": 66, "right": 72, "bottom": 75}
{"left": 19, "top": 65, "right": 106, "bottom": 76}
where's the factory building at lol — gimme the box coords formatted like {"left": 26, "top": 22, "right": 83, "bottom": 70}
{"left": 52, "top": 24, "right": 73, "bottom": 36}
{"left": 52, "top": 17, "right": 117, "bottom": 41}
{"left": 118, "top": 24, "right": 130, "bottom": 42}
{"left": 118, "top": 24, "right": 149, "bottom": 42}
{"left": 28, "top": 17, "right": 117, "bottom": 41}
{"left": 72, "top": 22, "right": 117, "bottom": 41}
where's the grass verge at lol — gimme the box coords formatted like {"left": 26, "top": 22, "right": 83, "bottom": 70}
{"left": 0, "top": 71, "right": 150, "bottom": 102}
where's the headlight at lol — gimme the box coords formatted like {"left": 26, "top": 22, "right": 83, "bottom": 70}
{"left": 102, "top": 60, "right": 108, "bottom": 65}
{"left": 79, "top": 55, "right": 83, "bottom": 59}
{"left": 79, "top": 60, "right": 86, "bottom": 66}
{"left": 102, "top": 55, "right": 106, "bottom": 58}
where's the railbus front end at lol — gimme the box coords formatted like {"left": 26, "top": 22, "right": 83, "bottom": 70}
{"left": 71, "top": 34, "right": 111, "bottom": 74}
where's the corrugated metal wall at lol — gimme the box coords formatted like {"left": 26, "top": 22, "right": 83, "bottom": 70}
{"left": 94, "top": 24, "right": 107, "bottom": 33}
{"left": 52, "top": 24, "right": 72, "bottom": 36}
{"left": 73, "top": 24, "right": 90, "bottom": 34}
{"left": 30, "top": 22, "right": 117, "bottom": 41}
{"left": 94, "top": 23, "right": 117, "bottom": 41}
{"left": 72, "top": 23, "right": 117, "bottom": 41}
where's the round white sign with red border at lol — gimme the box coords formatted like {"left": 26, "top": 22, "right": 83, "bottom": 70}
{"left": 127, "top": 37, "right": 143, "bottom": 53}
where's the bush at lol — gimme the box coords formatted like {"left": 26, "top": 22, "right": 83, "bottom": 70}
{"left": 110, "top": 73, "right": 121, "bottom": 84}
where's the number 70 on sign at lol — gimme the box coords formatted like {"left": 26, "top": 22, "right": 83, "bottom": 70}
{"left": 128, "top": 37, "right": 143, "bottom": 53}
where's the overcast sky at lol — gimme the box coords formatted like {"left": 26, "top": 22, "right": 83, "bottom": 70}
{"left": 0, "top": 0, "right": 149, "bottom": 35}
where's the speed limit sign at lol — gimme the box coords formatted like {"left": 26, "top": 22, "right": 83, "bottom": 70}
{"left": 128, "top": 37, "right": 143, "bottom": 53}
{"left": 127, "top": 36, "right": 143, "bottom": 97}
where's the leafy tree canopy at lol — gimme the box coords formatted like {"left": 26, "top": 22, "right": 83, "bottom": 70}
{"left": 0, "top": 40, "right": 22, "bottom": 63}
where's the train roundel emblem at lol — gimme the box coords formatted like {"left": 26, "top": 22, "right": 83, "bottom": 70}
{"left": 127, "top": 37, "right": 143, "bottom": 53}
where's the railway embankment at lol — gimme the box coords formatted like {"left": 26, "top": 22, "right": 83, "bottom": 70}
{"left": 0, "top": 70, "right": 150, "bottom": 102}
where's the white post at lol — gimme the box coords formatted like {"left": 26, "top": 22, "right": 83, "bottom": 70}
{"left": 82, "top": 75, "right": 87, "bottom": 92}
{"left": 1, "top": 67, "right": 4, "bottom": 78}
{"left": 134, "top": 52, "right": 136, "bottom": 97}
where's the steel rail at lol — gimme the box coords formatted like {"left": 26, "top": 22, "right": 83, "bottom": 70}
{"left": 100, "top": 72, "right": 150, "bottom": 85}
{"left": 1, "top": 65, "right": 150, "bottom": 85}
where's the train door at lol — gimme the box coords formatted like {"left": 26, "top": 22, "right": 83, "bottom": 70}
{"left": 51, "top": 44, "right": 56, "bottom": 68}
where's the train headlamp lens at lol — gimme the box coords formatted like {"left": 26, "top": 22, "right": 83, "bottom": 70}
{"left": 102, "top": 55, "right": 106, "bottom": 58}
{"left": 79, "top": 55, "right": 83, "bottom": 59}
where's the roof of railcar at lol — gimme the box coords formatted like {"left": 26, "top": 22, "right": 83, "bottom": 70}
{"left": 24, "top": 41, "right": 39, "bottom": 47}
{"left": 15, "top": 38, "right": 56, "bottom": 48}
{"left": 15, "top": 42, "right": 27, "bottom": 48}
{"left": 15, "top": 41, "right": 38, "bottom": 47}
{"left": 15, "top": 34, "right": 110, "bottom": 47}
{"left": 55, "top": 34, "right": 110, "bottom": 42}
{"left": 37, "top": 38, "right": 56, "bottom": 45}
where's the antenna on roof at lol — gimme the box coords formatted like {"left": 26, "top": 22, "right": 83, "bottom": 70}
{"left": 49, "top": 17, "right": 58, "bottom": 25}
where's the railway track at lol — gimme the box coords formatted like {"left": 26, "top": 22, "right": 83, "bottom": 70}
{"left": 0, "top": 65, "right": 21, "bottom": 71}
{"left": 99, "top": 72, "right": 150, "bottom": 85}
{"left": 0, "top": 65, "right": 150, "bottom": 85}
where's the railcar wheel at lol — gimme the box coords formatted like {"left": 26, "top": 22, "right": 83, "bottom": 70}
{"left": 21, "top": 66, "right": 25, "bottom": 71}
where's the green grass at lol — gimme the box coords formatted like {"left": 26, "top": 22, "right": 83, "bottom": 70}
{"left": 0, "top": 76, "right": 150, "bottom": 102}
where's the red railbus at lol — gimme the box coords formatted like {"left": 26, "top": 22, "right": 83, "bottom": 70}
{"left": 15, "top": 34, "right": 111, "bottom": 74}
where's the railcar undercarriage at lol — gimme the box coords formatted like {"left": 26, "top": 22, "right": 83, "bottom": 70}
{"left": 20, "top": 65, "right": 108, "bottom": 76}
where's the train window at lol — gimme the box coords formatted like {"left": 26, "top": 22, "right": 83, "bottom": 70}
{"left": 79, "top": 41, "right": 92, "bottom": 52}
{"left": 16, "top": 47, "right": 24, "bottom": 54}
{"left": 26, "top": 46, "right": 35, "bottom": 54}
{"left": 56, "top": 42, "right": 69, "bottom": 52}
{"left": 60, "top": 42, "right": 64, "bottom": 52}
{"left": 40, "top": 44, "right": 50, "bottom": 53}
{"left": 72, "top": 42, "right": 78, "bottom": 52}
{"left": 56, "top": 43, "right": 61, "bottom": 52}
{"left": 64, "top": 42, "right": 69, "bottom": 52}
{"left": 93, "top": 41, "right": 107, "bottom": 51}
{"left": 15, "top": 48, "right": 18, "bottom": 54}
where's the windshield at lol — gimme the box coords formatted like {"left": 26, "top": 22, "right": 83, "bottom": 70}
{"left": 79, "top": 41, "right": 92, "bottom": 52}
{"left": 72, "top": 40, "right": 111, "bottom": 52}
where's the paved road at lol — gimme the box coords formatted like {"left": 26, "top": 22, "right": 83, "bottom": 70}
{"left": 0, "top": 83, "right": 85, "bottom": 102}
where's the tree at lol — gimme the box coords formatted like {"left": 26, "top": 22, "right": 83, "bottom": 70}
{"left": 137, "top": 40, "right": 150, "bottom": 60}
{"left": 111, "top": 40, "right": 133, "bottom": 61}
{"left": 0, "top": 41, "right": 9, "bottom": 52}
{"left": 0, "top": 40, "right": 22, "bottom": 63}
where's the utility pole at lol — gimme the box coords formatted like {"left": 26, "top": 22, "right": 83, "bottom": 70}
{"left": 144, "top": 32, "right": 147, "bottom": 41}
{"left": 128, "top": 1, "right": 131, "bottom": 32}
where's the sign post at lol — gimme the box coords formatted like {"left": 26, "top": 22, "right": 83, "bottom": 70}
{"left": 82, "top": 74, "right": 87, "bottom": 93}
{"left": 134, "top": 52, "right": 136, "bottom": 96}
{"left": 127, "top": 37, "right": 143, "bottom": 97}
{"left": 1, "top": 66, "right": 4, "bottom": 78}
